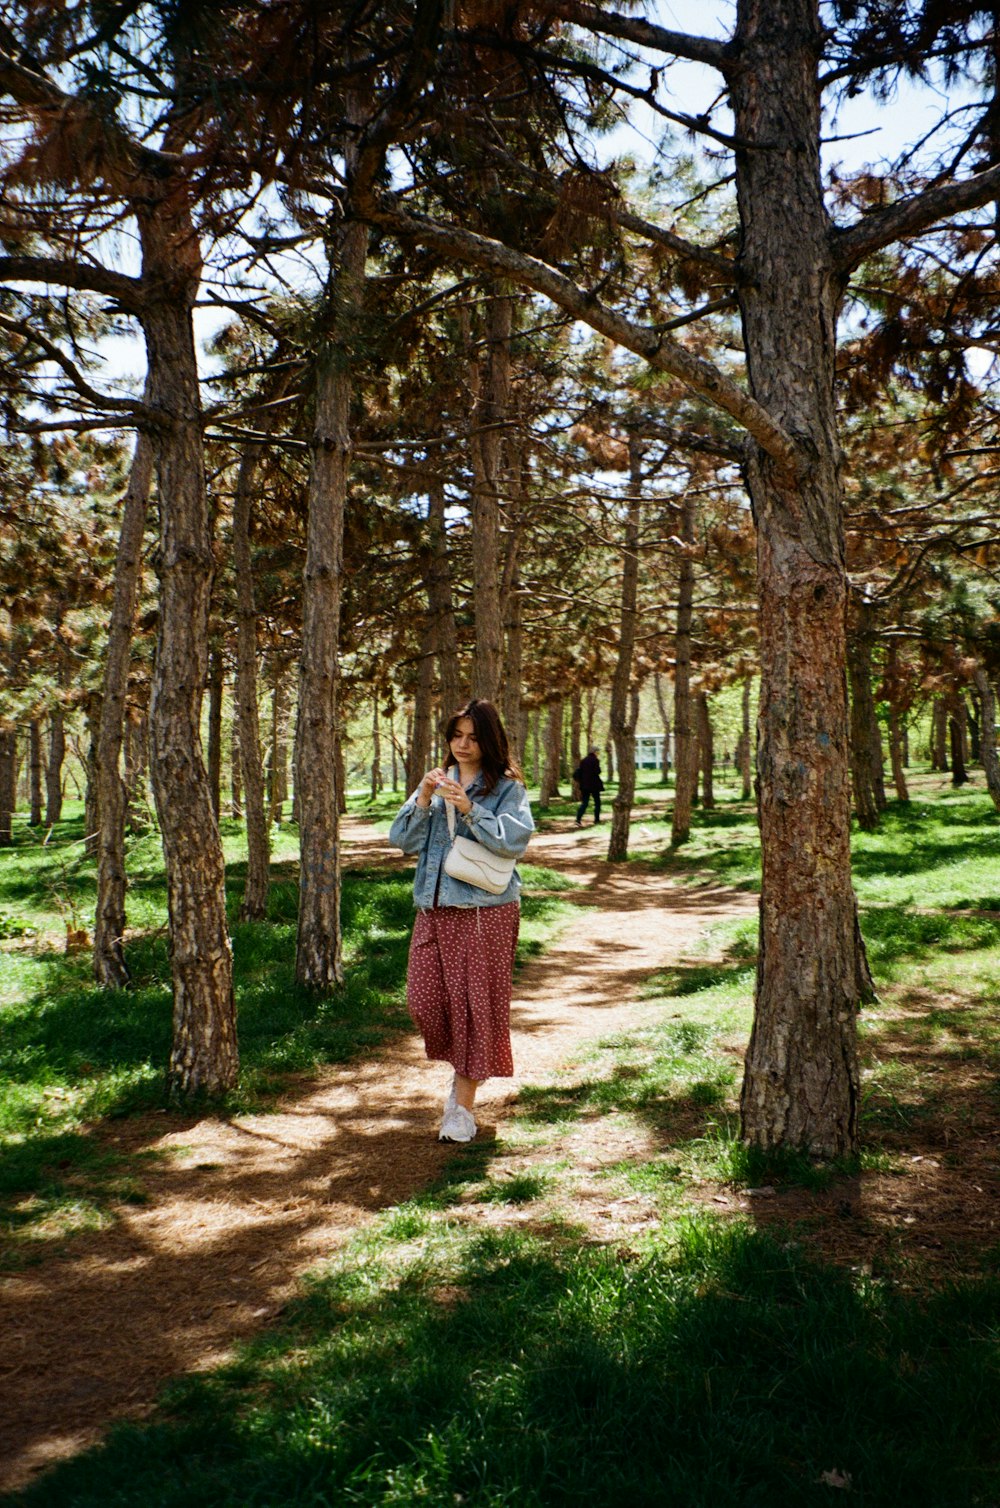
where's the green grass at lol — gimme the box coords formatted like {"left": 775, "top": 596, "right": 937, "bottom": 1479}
{"left": 0, "top": 810, "right": 572, "bottom": 1264}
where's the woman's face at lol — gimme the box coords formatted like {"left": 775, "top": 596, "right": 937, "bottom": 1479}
{"left": 449, "top": 717, "right": 482, "bottom": 768}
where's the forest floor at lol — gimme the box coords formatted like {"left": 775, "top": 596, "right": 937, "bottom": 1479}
{"left": 0, "top": 810, "right": 755, "bottom": 1495}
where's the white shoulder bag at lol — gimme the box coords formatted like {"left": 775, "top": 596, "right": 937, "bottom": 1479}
{"left": 442, "top": 774, "right": 518, "bottom": 895}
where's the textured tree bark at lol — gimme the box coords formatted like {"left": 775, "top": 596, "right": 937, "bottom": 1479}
{"left": 93, "top": 431, "right": 154, "bottom": 988}
{"left": 28, "top": 720, "right": 43, "bottom": 826}
{"left": 973, "top": 666, "right": 1000, "bottom": 811}
{"left": 570, "top": 688, "right": 583, "bottom": 774}
{"left": 501, "top": 558, "right": 524, "bottom": 760}
{"left": 268, "top": 672, "right": 287, "bottom": 826}
{"left": 230, "top": 717, "right": 243, "bottom": 819}
{"left": 231, "top": 438, "right": 270, "bottom": 920}
{"left": 45, "top": 710, "right": 65, "bottom": 826}
{"left": 531, "top": 707, "right": 540, "bottom": 785}
{"left": 734, "top": 0, "right": 873, "bottom": 1156}
{"left": 466, "top": 293, "right": 511, "bottom": 703}
{"left": 931, "top": 697, "right": 948, "bottom": 771}
{"left": 740, "top": 673, "right": 753, "bottom": 799}
{"left": 141, "top": 202, "right": 237, "bottom": 1099}
{"left": 653, "top": 671, "right": 672, "bottom": 782}
{"left": 206, "top": 645, "right": 224, "bottom": 824}
{"left": 671, "top": 493, "right": 696, "bottom": 845}
{"left": 425, "top": 476, "right": 462, "bottom": 718}
{"left": 83, "top": 695, "right": 100, "bottom": 858}
{"left": 370, "top": 697, "right": 382, "bottom": 799}
{"left": 0, "top": 731, "right": 14, "bottom": 845}
{"left": 967, "top": 695, "right": 981, "bottom": 763}
{"left": 696, "top": 691, "right": 715, "bottom": 810}
{"left": 539, "top": 697, "right": 564, "bottom": 804}
{"left": 125, "top": 700, "right": 149, "bottom": 830}
{"left": 295, "top": 200, "right": 369, "bottom": 988}
{"left": 607, "top": 440, "right": 642, "bottom": 861}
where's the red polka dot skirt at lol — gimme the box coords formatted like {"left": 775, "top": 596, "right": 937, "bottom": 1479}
{"left": 406, "top": 903, "right": 520, "bottom": 1080}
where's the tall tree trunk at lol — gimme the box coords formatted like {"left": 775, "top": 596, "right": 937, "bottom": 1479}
{"left": 607, "top": 440, "right": 642, "bottom": 861}
{"left": 268, "top": 671, "right": 287, "bottom": 826}
{"left": 967, "top": 694, "right": 981, "bottom": 763}
{"left": 83, "top": 695, "right": 100, "bottom": 858}
{"left": 231, "top": 436, "right": 271, "bottom": 921}
{"left": 206, "top": 644, "right": 224, "bottom": 825}
{"left": 696, "top": 691, "right": 715, "bottom": 811}
{"left": 570, "top": 688, "right": 583, "bottom": 773}
{"left": 885, "top": 642, "right": 909, "bottom": 803}
{"left": 931, "top": 697, "right": 948, "bottom": 771}
{"left": 28, "top": 719, "right": 43, "bottom": 826}
{"left": 949, "top": 699, "right": 969, "bottom": 786}
{"left": 500, "top": 443, "right": 526, "bottom": 756}
{"left": 371, "top": 696, "right": 382, "bottom": 799}
{"left": 125, "top": 700, "right": 149, "bottom": 831}
{"left": 230, "top": 716, "right": 243, "bottom": 819}
{"left": 734, "top": 0, "right": 872, "bottom": 1156}
{"left": 295, "top": 179, "right": 370, "bottom": 988}
{"left": 141, "top": 196, "right": 237, "bottom": 1100}
{"left": 531, "top": 707, "right": 540, "bottom": 785}
{"left": 93, "top": 430, "right": 154, "bottom": 988}
{"left": 425, "top": 475, "right": 462, "bottom": 717}
{"left": 973, "top": 666, "right": 1000, "bottom": 811}
{"left": 653, "top": 671, "right": 672, "bottom": 782}
{"left": 847, "top": 598, "right": 881, "bottom": 831}
{"left": 0, "top": 731, "right": 14, "bottom": 845}
{"left": 389, "top": 699, "right": 399, "bottom": 792}
{"left": 539, "top": 697, "right": 563, "bottom": 805}
{"left": 407, "top": 634, "right": 436, "bottom": 790}
{"left": 466, "top": 292, "right": 511, "bottom": 703}
{"left": 45, "top": 709, "right": 65, "bottom": 826}
{"left": 671, "top": 493, "right": 697, "bottom": 845}
{"left": 740, "top": 673, "right": 753, "bottom": 799}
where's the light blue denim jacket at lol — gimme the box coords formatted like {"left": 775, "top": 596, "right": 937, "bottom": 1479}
{"left": 388, "top": 773, "right": 534, "bottom": 910}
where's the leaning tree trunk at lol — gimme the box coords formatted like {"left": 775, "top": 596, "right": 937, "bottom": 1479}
{"left": 231, "top": 436, "right": 271, "bottom": 921}
{"left": 45, "top": 708, "right": 65, "bottom": 825}
{"left": 734, "top": 0, "right": 873, "bottom": 1156}
{"left": 295, "top": 199, "right": 370, "bottom": 988}
{"left": 696, "top": 691, "right": 715, "bottom": 810}
{"left": 539, "top": 697, "right": 564, "bottom": 805}
{"left": 671, "top": 493, "right": 697, "bottom": 845}
{"left": 93, "top": 430, "right": 154, "bottom": 988}
{"left": 466, "top": 292, "right": 511, "bottom": 704}
{"left": 0, "top": 731, "right": 14, "bottom": 845}
{"left": 140, "top": 200, "right": 237, "bottom": 1099}
{"left": 607, "top": 440, "right": 642, "bottom": 861}
{"left": 973, "top": 666, "right": 1000, "bottom": 811}
{"left": 28, "top": 719, "right": 43, "bottom": 827}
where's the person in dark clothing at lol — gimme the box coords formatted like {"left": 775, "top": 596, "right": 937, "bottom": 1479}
{"left": 573, "top": 747, "right": 605, "bottom": 826}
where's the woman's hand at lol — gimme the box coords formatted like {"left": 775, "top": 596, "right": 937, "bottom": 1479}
{"left": 435, "top": 776, "right": 473, "bottom": 816}
{"left": 416, "top": 767, "right": 447, "bottom": 807}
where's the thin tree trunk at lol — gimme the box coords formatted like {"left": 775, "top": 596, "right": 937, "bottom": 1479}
{"left": 539, "top": 697, "right": 563, "bottom": 805}
{"left": 932, "top": 697, "right": 948, "bottom": 771}
{"left": 607, "top": 439, "right": 642, "bottom": 862}
{"left": 531, "top": 707, "right": 540, "bottom": 786}
{"left": 847, "top": 599, "right": 881, "bottom": 831}
{"left": 0, "top": 731, "right": 14, "bottom": 845}
{"left": 407, "top": 637, "right": 435, "bottom": 791}
{"left": 269, "top": 672, "right": 287, "bottom": 826}
{"left": 967, "top": 694, "right": 981, "bottom": 763}
{"left": 466, "top": 293, "right": 511, "bottom": 704}
{"left": 653, "top": 671, "right": 672, "bottom": 782}
{"left": 45, "top": 709, "right": 65, "bottom": 826}
{"left": 125, "top": 701, "right": 149, "bottom": 831}
{"left": 500, "top": 442, "right": 526, "bottom": 755}
{"left": 231, "top": 436, "right": 271, "bottom": 920}
{"left": 389, "top": 699, "right": 399, "bottom": 792}
{"left": 973, "top": 666, "right": 1000, "bottom": 811}
{"left": 696, "top": 691, "right": 715, "bottom": 811}
{"left": 230, "top": 716, "right": 243, "bottom": 819}
{"left": 885, "top": 642, "right": 909, "bottom": 803}
{"left": 83, "top": 695, "right": 100, "bottom": 858}
{"left": 29, "top": 720, "right": 43, "bottom": 826}
{"left": 570, "top": 688, "right": 583, "bottom": 773}
{"left": 671, "top": 494, "right": 696, "bottom": 845}
{"left": 371, "top": 697, "right": 382, "bottom": 800}
{"left": 734, "top": 0, "right": 873, "bottom": 1156}
{"left": 740, "top": 673, "right": 753, "bottom": 799}
{"left": 295, "top": 168, "right": 370, "bottom": 988}
{"left": 950, "top": 700, "right": 969, "bottom": 786}
{"left": 605, "top": 732, "right": 615, "bottom": 783}
{"left": 93, "top": 430, "right": 154, "bottom": 988}
{"left": 141, "top": 195, "right": 238, "bottom": 1100}
{"left": 425, "top": 476, "right": 462, "bottom": 717}
{"left": 207, "top": 645, "right": 224, "bottom": 825}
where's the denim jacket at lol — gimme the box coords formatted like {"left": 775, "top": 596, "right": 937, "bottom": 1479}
{"left": 388, "top": 772, "right": 534, "bottom": 910}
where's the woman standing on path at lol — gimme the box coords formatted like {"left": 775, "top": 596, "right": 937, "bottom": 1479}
{"left": 389, "top": 699, "right": 534, "bottom": 1142}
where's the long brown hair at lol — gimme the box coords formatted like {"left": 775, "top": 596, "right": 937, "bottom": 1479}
{"left": 443, "top": 699, "right": 524, "bottom": 795}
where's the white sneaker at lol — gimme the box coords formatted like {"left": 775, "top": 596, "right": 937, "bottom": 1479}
{"left": 439, "top": 1105, "right": 477, "bottom": 1143}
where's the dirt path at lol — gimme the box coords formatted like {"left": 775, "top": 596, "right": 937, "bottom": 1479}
{"left": 0, "top": 820, "right": 754, "bottom": 1495}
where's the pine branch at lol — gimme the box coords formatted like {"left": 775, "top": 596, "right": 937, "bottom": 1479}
{"left": 547, "top": 1, "right": 735, "bottom": 73}
{"left": 0, "top": 254, "right": 144, "bottom": 312}
{"left": 0, "top": 311, "right": 156, "bottom": 421}
{"left": 833, "top": 162, "right": 1000, "bottom": 272}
